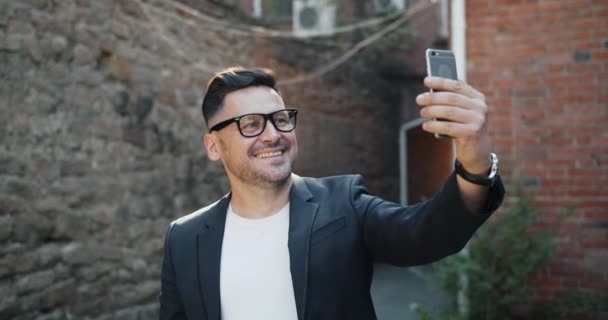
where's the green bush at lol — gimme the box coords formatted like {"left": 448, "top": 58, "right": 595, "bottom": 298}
{"left": 538, "top": 291, "right": 606, "bottom": 319}
{"left": 410, "top": 189, "right": 595, "bottom": 319}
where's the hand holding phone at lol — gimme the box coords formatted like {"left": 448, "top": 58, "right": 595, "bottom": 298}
{"left": 425, "top": 49, "right": 458, "bottom": 138}
{"left": 419, "top": 49, "right": 494, "bottom": 176}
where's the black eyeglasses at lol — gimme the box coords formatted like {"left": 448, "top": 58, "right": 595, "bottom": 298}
{"left": 209, "top": 109, "right": 298, "bottom": 138}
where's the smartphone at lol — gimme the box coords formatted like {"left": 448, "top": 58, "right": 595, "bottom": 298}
{"left": 425, "top": 48, "right": 458, "bottom": 138}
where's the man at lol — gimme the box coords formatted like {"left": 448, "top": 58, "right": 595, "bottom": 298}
{"left": 160, "top": 67, "right": 504, "bottom": 320}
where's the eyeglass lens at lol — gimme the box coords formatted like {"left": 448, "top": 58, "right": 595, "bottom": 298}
{"left": 239, "top": 110, "right": 296, "bottom": 137}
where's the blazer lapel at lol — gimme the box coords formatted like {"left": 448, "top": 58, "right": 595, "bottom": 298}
{"left": 289, "top": 175, "right": 319, "bottom": 320}
{"left": 197, "top": 195, "right": 230, "bottom": 320}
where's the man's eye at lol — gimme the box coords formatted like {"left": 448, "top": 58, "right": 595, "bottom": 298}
{"left": 275, "top": 117, "right": 289, "bottom": 125}
{"left": 242, "top": 120, "right": 260, "bottom": 129}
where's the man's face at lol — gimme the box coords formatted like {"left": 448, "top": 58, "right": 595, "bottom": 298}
{"left": 204, "top": 86, "right": 298, "bottom": 189}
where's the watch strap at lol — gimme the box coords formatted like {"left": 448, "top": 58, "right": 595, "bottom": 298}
{"left": 455, "top": 153, "right": 499, "bottom": 186}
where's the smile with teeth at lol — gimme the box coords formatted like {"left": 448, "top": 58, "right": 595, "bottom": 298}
{"left": 255, "top": 151, "right": 283, "bottom": 159}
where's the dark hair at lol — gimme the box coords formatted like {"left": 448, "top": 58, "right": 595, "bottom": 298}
{"left": 201, "top": 66, "right": 278, "bottom": 126}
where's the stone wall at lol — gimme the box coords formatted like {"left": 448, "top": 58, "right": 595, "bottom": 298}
{"left": 0, "top": 0, "right": 398, "bottom": 318}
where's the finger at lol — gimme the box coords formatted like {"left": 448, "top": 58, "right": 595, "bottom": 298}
{"left": 422, "top": 119, "right": 484, "bottom": 138}
{"left": 416, "top": 91, "right": 486, "bottom": 111}
{"left": 424, "top": 76, "right": 485, "bottom": 101}
{"left": 420, "top": 106, "right": 481, "bottom": 124}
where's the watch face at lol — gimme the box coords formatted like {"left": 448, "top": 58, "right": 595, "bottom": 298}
{"left": 488, "top": 153, "right": 499, "bottom": 179}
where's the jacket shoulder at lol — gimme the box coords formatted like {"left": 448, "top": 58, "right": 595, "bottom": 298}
{"left": 171, "top": 195, "right": 227, "bottom": 229}
{"left": 300, "top": 174, "right": 367, "bottom": 190}
{"left": 300, "top": 174, "right": 363, "bottom": 186}
{"left": 297, "top": 174, "right": 369, "bottom": 202}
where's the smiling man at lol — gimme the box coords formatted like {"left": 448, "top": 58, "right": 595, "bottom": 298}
{"left": 159, "top": 67, "right": 505, "bottom": 320}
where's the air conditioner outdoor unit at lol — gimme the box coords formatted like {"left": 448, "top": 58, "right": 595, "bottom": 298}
{"left": 293, "top": 0, "right": 336, "bottom": 37}
{"left": 373, "top": 0, "right": 406, "bottom": 13}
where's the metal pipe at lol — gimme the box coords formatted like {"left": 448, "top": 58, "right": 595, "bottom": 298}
{"left": 452, "top": 0, "right": 469, "bottom": 316}
{"left": 398, "top": 117, "right": 427, "bottom": 205}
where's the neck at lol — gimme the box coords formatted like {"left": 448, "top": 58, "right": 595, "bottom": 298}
{"left": 229, "top": 175, "right": 293, "bottom": 219}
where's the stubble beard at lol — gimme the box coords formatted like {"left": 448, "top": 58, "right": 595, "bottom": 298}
{"left": 223, "top": 143, "right": 296, "bottom": 191}
{"left": 247, "top": 158, "right": 294, "bottom": 189}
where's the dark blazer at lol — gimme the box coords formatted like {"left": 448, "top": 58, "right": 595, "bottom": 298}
{"left": 160, "top": 173, "right": 504, "bottom": 320}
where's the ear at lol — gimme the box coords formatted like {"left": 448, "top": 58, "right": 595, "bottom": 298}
{"left": 203, "top": 133, "right": 221, "bottom": 161}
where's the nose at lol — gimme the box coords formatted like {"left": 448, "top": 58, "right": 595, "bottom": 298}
{"left": 259, "top": 118, "right": 281, "bottom": 143}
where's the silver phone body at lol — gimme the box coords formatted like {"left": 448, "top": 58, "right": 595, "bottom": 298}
{"left": 425, "top": 49, "right": 459, "bottom": 138}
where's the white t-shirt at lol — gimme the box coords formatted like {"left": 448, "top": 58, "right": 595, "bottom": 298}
{"left": 219, "top": 202, "right": 298, "bottom": 320}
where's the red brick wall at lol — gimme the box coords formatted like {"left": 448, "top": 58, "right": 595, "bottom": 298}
{"left": 466, "top": 0, "right": 608, "bottom": 305}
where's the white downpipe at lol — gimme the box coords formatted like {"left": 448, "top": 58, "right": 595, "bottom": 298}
{"left": 253, "top": 0, "right": 262, "bottom": 18}
{"left": 398, "top": 117, "right": 427, "bottom": 205}
{"left": 452, "top": 0, "right": 467, "bottom": 83}
{"left": 451, "top": 0, "right": 468, "bottom": 317}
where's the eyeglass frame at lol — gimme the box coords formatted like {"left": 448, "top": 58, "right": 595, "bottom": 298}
{"left": 208, "top": 108, "right": 299, "bottom": 138}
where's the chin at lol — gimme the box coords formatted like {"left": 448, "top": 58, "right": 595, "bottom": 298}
{"left": 264, "top": 169, "right": 292, "bottom": 184}
{"left": 256, "top": 166, "right": 293, "bottom": 187}
{"left": 228, "top": 157, "right": 295, "bottom": 189}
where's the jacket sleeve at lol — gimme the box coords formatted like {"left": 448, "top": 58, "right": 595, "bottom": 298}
{"left": 159, "top": 223, "right": 187, "bottom": 320}
{"left": 351, "top": 172, "right": 505, "bottom": 266}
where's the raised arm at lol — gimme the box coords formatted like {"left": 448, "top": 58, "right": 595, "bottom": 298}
{"left": 416, "top": 76, "right": 499, "bottom": 213}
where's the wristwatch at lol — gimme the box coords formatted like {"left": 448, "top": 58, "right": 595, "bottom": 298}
{"left": 454, "top": 153, "right": 499, "bottom": 186}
